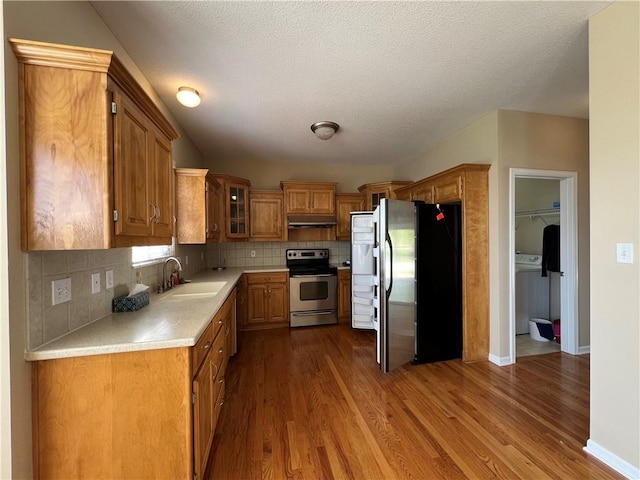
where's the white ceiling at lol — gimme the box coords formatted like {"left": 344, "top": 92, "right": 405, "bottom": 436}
{"left": 91, "top": 1, "right": 610, "bottom": 167}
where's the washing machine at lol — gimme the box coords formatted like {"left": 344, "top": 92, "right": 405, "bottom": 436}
{"left": 515, "top": 253, "right": 549, "bottom": 335}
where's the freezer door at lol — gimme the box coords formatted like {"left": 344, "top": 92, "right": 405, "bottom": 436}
{"left": 378, "top": 199, "right": 417, "bottom": 372}
{"left": 351, "top": 212, "right": 376, "bottom": 330}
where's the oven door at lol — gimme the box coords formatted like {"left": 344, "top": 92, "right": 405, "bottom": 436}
{"left": 289, "top": 274, "right": 337, "bottom": 312}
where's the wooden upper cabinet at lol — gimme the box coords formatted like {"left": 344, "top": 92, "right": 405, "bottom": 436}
{"left": 357, "top": 181, "right": 412, "bottom": 211}
{"left": 335, "top": 193, "right": 365, "bottom": 240}
{"left": 10, "top": 38, "right": 178, "bottom": 250}
{"left": 280, "top": 181, "right": 337, "bottom": 215}
{"left": 175, "top": 168, "right": 221, "bottom": 244}
{"left": 250, "top": 190, "right": 284, "bottom": 241}
{"left": 212, "top": 174, "right": 251, "bottom": 241}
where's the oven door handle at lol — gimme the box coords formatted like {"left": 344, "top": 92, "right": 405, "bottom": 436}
{"left": 291, "top": 310, "right": 336, "bottom": 316}
{"left": 291, "top": 274, "right": 336, "bottom": 278}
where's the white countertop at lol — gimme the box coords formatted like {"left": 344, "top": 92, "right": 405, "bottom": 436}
{"left": 26, "top": 266, "right": 289, "bottom": 362}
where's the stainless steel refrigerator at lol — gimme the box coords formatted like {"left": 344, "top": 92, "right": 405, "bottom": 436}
{"left": 373, "top": 199, "right": 462, "bottom": 372}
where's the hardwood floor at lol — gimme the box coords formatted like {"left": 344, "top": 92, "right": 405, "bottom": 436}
{"left": 208, "top": 324, "right": 622, "bottom": 479}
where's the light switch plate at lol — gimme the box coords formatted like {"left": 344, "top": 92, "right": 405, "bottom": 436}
{"left": 91, "top": 272, "right": 101, "bottom": 294}
{"left": 106, "top": 270, "right": 114, "bottom": 289}
{"left": 616, "top": 243, "right": 634, "bottom": 264}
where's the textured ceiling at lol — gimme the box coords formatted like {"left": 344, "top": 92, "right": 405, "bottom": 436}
{"left": 91, "top": 1, "right": 610, "bottom": 166}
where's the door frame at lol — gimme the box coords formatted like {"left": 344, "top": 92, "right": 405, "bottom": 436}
{"left": 508, "top": 168, "right": 579, "bottom": 363}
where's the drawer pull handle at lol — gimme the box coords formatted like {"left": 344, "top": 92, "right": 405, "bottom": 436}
{"left": 218, "top": 377, "right": 223, "bottom": 384}
{"left": 218, "top": 348, "right": 224, "bottom": 354}
{"left": 203, "top": 342, "right": 211, "bottom": 350}
{"left": 212, "top": 363, "right": 219, "bottom": 378}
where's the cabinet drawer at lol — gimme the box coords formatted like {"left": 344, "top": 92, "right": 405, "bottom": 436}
{"left": 211, "top": 329, "right": 226, "bottom": 380}
{"left": 212, "top": 308, "right": 225, "bottom": 339}
{"left": 213, "top": 376, "right": 225, "bottom": 427}
{"left": 338, "top": 269, "right": 350, "bottom": 281}
{"left": 246, "top": 271, "right": 288, "bottom": 284}
{"left": 192, "top": 321, "right": 214, "bottom": 374}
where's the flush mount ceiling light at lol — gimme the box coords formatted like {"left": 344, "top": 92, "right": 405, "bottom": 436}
{"left": 176, "top": 86, "right": 201, "bottom": 108}
{"left": 311, "top": 121, "right": 340, "bottom": 140}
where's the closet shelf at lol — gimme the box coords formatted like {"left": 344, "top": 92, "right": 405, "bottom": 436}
{"left": 515, "top": 208, "right": 560, "bottom": 218}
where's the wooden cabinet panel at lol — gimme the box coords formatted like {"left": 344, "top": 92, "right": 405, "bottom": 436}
{"left": 434, "top": 175, "right": 462, "bottom": 203}
{"left": 247, "top": 284, "right": 268, "bottom": 325}
{"left": 280, "top": 181, "right": 337, "bottom": 214}
{"left": 112, "top": 90, "right": 153, "bottom": 237}
{"left": 357, "top": 181, "right": 412, "bottom": 211}
{"left": 32, "top": 349, "right": 192, "bottom": 479}
{"left": 266, "top": 283, "right": 288, "bottom": 323}
{"left": 410, "top": 183, "right": 435, "bottom": 203}
{"left": 206, "top": 176, "right": 222, "bottom": 241}
{"left": 152, "top": 134, "right": 174, "bottom": 237}
{"left": 338, "top": 269, "right": 351, "bottom": 322}
{"left": 193, "top": 353, "right": 214, "bottom": 480}
{"left": 175, "top": 169, "right": 221, "bottom": 244}
{"left": 336, "top": 193, "right": 365, "bottom": 240}
{"left": 191, "top": 320, "right": 214, "bottom": 373}
{"left": 243, "top": 272, "right": 289, "bottom": 329}
{"left": 250, "top": 190, "right": 284, "bottom": 241}
{"left": 10, "top": 39, "right": 178, "bottom": 250}
{"left": 212, "top": 174, "right": 251, "bottom": 242}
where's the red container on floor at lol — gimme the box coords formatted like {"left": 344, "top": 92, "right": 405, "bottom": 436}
{"left": 553, "top": 319, "right": 561, "bottom": 344}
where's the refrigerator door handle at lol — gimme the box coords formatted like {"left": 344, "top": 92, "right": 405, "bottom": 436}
{"left": 385, "top": 232, "right": 393, "bottom": 297}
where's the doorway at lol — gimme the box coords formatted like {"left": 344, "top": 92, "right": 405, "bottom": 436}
{"left": 508, "top": 169, "right": 579, "bottom": 364}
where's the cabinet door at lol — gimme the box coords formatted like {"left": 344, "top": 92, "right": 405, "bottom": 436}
{"left": 285, "top": 188, "right": 311, "bottom": 213}
{"left": 205, "top": 179, "right": 222, "bottom": 242}
{"left": 250, "top": 194, "right": 284, "bottom": 240}
{"left": 226, "top": 183, "right": 249, "bottom": 238}
{"left": 192, "top": 355, "right": 214, "bottom": 480}
{"left": 411, "top": 183, "right": 435, "bottom": 203}
{"left": 247, "top": 284, "right": 268, "bottom": 324}
{"left": 151, "top": 133, "right": 174, "bottom": 238}
{"left": 338, "top": 270, "right": 351, "bottom": 322}
{"left": 267, "top": 283, "right": 289, "bottom": 323}
{"left": 310, "top": 189, "right": 335, "bottom": 214}
{"left": 434, "top": 175, "right": 462, "bottom": 203}
{"left": 336, "top": 195, "right": 365, "bottom": 240}
{"left": 113, "top": 90, "right": 153, "bottom": 237}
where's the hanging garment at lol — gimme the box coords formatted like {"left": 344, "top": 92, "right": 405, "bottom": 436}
{"left": 541, "top": 224, "right": 560, "bottom": 277}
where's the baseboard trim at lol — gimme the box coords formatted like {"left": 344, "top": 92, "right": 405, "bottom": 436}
{"left": 578, "top": 345, "right": 591, "bottom": 355}
{"left": 488, "top": 353, "right": 513, "bottom": 366}
{"left": 584, "top": 439, "right": 640, "bottom": 479}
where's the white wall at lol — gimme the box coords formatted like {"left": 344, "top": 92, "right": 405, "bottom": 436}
{"left": 588, "top": 1, "right": 640, "bottom": 475}
{"left": 497, "top": 111, "right": 590, "bottom": 355}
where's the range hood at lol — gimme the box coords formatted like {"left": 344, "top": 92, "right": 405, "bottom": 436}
{"left": 287, "top": 214, "right": 337, "bottom": 229}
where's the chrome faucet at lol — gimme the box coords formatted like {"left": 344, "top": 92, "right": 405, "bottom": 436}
{"left": 161, "top": 256, "right": 183, "bottom": 292}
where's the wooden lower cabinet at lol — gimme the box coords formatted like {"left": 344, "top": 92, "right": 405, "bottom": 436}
{"left": 31, "top": 289, "right": 237, "bottom": 480}
{"left": 241, "top": 272, "right": 289, "bottom": 330}
{"left": 338, "top": 269, "right": 351, "bottom": 322}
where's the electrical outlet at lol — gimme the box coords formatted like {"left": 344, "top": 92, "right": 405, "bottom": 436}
{"left": 106, "top": 270, "right": 114, "bottom": 289}
{"left": 91, "top": 272, "right": 101, "bottom": 294}
{"left": 52, "top": 278, "right": 72, "bottom": 305}
{"left": 251, "top": 250, "right": 256, "bottom": 258}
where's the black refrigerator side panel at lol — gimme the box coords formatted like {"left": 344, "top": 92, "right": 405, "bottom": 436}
{"left": 414, "top": 202, "right": 463, "bottom": 363}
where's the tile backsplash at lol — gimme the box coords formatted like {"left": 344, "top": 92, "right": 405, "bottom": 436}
{"left": 206, "top": 241, "right": 350, "bottom": 268}
{"left": 26, "top": 244, "right": 206, "bottom": 350}
{"left": 26, "top": 241, "right": 350, "bottom": 350}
